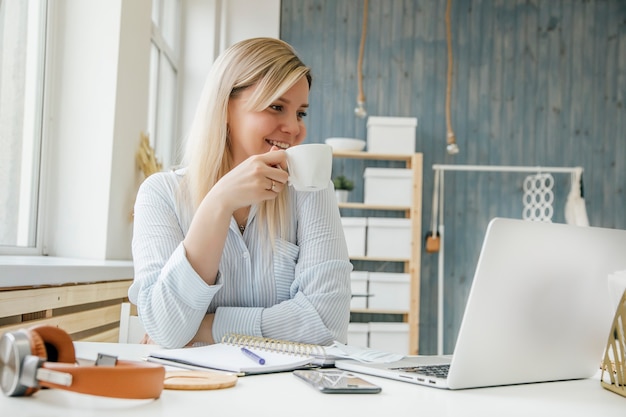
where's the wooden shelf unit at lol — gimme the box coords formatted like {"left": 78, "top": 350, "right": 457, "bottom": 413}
{"left": 334, "top": 151, "right": 423, "bottom": 355}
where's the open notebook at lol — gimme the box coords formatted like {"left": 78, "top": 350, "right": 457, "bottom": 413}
{"left": 147, "top": 334, "right": 403, "bottom": 376}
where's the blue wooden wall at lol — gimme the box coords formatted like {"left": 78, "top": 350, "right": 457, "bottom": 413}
{"left": 280, "top": 0, "right": 626, "bottom": 354}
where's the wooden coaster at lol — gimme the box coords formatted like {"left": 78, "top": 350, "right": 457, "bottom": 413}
{"left": 163, "top": 371, "right": 238, "bottom": 390}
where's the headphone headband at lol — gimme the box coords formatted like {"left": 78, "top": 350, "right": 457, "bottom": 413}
{"left": 0, "top": 325, "right": 164, "bottom": 399}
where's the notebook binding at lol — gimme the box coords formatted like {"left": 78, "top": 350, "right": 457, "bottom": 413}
{"left": 221, "top": 333, "right": 327, "bottom": 357}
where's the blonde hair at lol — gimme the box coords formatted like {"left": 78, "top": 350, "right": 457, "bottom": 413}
{"left": 182, "top": 37, "right": 312, "bottom": 240}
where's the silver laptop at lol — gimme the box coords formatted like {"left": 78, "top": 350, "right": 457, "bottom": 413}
{"left": 336, "top": 217, "right": 626, "bottom": 389}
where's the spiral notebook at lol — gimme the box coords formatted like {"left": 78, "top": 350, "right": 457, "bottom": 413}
{"left": 147, "top": 334, "right": 337, "bottom": 375}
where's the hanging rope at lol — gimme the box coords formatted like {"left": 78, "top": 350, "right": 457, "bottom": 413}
{"left": 355, "top": 0, "right": 368, "bottom": 118}
{"left": 445, "top": 0, "right": 459, "bottom": 154}
{"left": 425, "top": 169, "right": 441, "bottom": 253}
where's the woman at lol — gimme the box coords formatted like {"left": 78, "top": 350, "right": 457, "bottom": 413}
{"left": 129, "top": 38, "right": 352, "bottom": 349}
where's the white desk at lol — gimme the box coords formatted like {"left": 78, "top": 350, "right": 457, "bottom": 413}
{"left": 1, "top": 342, "right": 623, "bottom": 417}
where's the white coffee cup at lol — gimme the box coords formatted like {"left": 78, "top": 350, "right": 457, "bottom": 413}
{"left": 285, "top": 143, "right": 333, "bottom": 191}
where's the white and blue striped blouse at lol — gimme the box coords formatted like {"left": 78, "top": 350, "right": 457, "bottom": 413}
{"left": 129, "top": 169, "right": 352, "bottom": 348}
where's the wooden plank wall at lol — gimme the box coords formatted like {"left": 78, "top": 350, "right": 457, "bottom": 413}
{"left": 0, "top": 280, "right": 133, "bottom": 342}
{"left": 280, "top": 0, "right": 626, "bottom": 354}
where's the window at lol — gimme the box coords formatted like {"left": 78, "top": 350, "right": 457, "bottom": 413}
{"left": 0, "top": 0, "right": 47, "bottom": 254}
{"left": 148, "top": 0, "right": 180, "bottom": 169}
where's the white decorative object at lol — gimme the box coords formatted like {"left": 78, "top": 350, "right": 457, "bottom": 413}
{"left": 350, "top": 271, "right": 369, "bottom": 309}
{"left": 335, "top": 189, "right": 349, "bottom": 203}
{"left": 522, "top": 173, "right": 554, "bottom": 222}
{"left": 368, "top": 322, "right": 410, "bottom": 355}
{"left": 565, "top": 168, "right": 589, "bottom": 226}
{"left": 366, "top": 218, "right": 411, "bottom": 259}
{"left": 341, "top": 217, "right": 367, "bottom": 257}
{"left": 325, "top": 137, "right": 366, "bottom": 152}
{"left": 363, "top": 168, "right": 413, "bottom": 207}
{"left": 366, "top": 116, "right": 417, "bottom": 155}
{"left": 368, "top": 272, "right": 410, "bottom": 311}
{"left": 347, "top": 323, "right": 369, "bottom": 348}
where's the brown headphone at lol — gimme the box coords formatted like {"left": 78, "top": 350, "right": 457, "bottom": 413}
{"left": 0, "top": 325, "right": 165, "bottom": 399}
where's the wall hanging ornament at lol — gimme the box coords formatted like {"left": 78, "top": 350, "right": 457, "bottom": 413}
{"left": 445, "top": 0, "right": 458, "bottom": 154}
{"left": 137, "top": 132, "right": 163, "bottom": 178}
{"left": 354, "top": 0, "right": 368, "bottom": 118}
{"left": 522, "top": 173, "right": 554, "bottom": 222}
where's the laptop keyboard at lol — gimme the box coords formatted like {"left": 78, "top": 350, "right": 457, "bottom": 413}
{"left": 391, "top": 364, "right": 450, "bottom": 379}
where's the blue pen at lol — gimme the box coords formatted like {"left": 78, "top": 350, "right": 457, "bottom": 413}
{"left": 241, "top": 347, "right": 266, "bottom": 365}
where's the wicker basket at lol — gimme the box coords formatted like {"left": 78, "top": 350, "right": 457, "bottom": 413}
{"left": 601, "top": 289, "right": 626, "bottom": 397}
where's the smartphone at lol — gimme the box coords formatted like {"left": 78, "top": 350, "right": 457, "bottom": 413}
{"left": 293, "top": 369, "right": 381, "bottom": 394}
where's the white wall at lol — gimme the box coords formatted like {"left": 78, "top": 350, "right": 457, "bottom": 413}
{"left": 221, "top": 0, "right": 281, "bottom": 49}
{"left": 42, "top": 0, "right": 279, "bottom": 260}
{"left": 44, "top": 0, "right": 151, "bottom": 260}
{"left": 177, "top": 0, "right": 280, "bottom": 163}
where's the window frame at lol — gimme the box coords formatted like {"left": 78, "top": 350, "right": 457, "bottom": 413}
{"left": 0, "top": 0, "right": 50, "bottom": 255}
{"left": 147, "top": 0, "right": 181, "bottom": 170}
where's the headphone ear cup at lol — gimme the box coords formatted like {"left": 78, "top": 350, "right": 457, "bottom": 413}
{"left": 27, "top": 329, "right": 48, "bottom": 360}
{"left": 28, "top": 325, "right": 76, "bottom": 364}
{"left": 20, "top": 329, "right": 48, "bottom": 396}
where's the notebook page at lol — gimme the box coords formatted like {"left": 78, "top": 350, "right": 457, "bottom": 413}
{"left": 149, "top": 343, "right": 314, "bottom": 375}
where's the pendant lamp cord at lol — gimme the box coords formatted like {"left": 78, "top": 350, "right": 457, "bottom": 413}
{"left": 355, "top": 0, "right": 368, "bottom": 118}
{"left": 445, "top": 0, "right": 459, "bottom": 154}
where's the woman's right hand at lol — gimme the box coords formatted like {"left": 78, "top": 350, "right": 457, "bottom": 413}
{"left": 209, "top": 148, "right": 289, "bottom": 212}
{"left": 183, "top": 148, "right": 289, "bottom": 285}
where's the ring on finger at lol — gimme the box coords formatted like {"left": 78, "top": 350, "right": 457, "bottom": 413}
{"left": 271, "top": 180, "right": 277, "bottom": 192}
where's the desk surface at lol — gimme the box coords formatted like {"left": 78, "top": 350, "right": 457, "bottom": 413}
{"left": 1, "top": 342, "right": 623, "bottom": 417}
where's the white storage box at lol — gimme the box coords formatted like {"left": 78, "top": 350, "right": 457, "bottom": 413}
{"left": 341, "top": 217, "right": 367, "bottom": 257}
{"left": 366, "top": 116, "right": 417, "bottom": 155}
{"left": 350, "top": 271, "right": 369, "bottom": 309}
{"left": 364, "top": 168, "right": 413, "bottom": 207}
{"left": 368, "top": 272, "right": 410, "bottom": 312}
{"left": 347, "top": 323, "right": 369, "bottom": 348}
{"left": 366, "top": 218, "right": 412, "bottom": 259}
{"left": 368, "top": 322, "right": 410, "bottom": 355}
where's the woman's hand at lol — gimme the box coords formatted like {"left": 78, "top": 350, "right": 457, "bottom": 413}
{"left": 183, "top": 147, "right": 288, "bottom": 285}
{"left": 211, "top": 148, "right": 289, "bottom": 212}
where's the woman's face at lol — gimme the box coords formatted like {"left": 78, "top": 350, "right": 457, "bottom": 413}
{"left": 227, "top": 76, "right": 309, "bottom": 165}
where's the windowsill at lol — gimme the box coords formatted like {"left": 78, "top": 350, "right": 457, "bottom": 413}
{"left": 0, "top": 256, "right": 134, "bottom": 288}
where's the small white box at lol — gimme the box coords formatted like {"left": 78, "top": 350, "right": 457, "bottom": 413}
{"left": 347, "top": 323, "right": 369, "bottom": 348}
{"left": 364, "top": 168, "right": 413, "bottom": 207}
{"left": 368, "top": 322, "right": 410, "bottom": 355}
{"left": 350, "top": 271, "right": 369, "bottom": 309}
{"left": 368, "top": 272, "right": 410, "bottom": 312}
{"left": 366, "top": 116, "right": 417, "bottom": 155}
{"left": 366, "top": 218, "right": 412, "bottom": 259}
{"left": 341, "top": 217, "right": 367, "bottom": 257}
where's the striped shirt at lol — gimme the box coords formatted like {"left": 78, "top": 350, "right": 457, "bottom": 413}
{"left": 129, "top": 169, "right": 352, "bottom": 348}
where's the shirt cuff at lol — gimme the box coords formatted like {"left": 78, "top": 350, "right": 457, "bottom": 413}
{"left": 212, "top": 306, "right": 263, "bottom": 342}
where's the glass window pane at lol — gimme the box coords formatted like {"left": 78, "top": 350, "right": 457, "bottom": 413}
{"left": 155, "top": 55, "right": 177, "bottom": 168}
{"left": 148, "top": 0, "right": 179, "bottom": 170}
{"left": 160, "top": 0, "right": 179, "bottom": 53}
{"left": 151, "top": 0, "right": 160, "bottom": 27}
{"left": 0, "top": 0, "right": 46, "bottom": 250}
{"left": 147, "top": 43, "right": 159, "bottom": 148}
